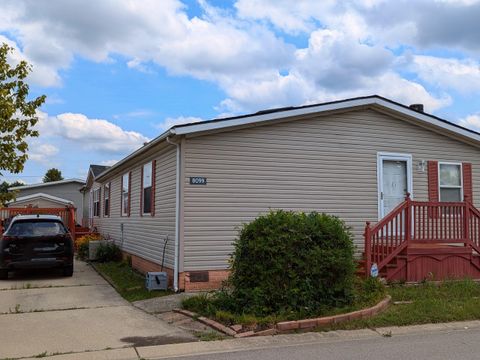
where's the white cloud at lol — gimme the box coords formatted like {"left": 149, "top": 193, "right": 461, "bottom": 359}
{"left": 0, "top": 0, "right": 293, "bottom": 85}
{"left": 100, "top": 159, "right": 118, "bottom": 166}
{"left": 235, "top": 0, "right": 337, "bottom": 34}
{"left": 459, "top": 114, "right": 480, "bottom": 131}
{"left": 155, "top": 116, "right": 204, "bottom": 132}
{"left": 410, "top": 55, "right": 480, "bottom": 93}
{"left": 0, "top": 0, "right": 475, "bottom": 116}
{"left": 36, "top": 111, "right": 149, "bottom": 153}
{"left": 28, "top": 143, "right": 59, "bottom": 166}
{"left": 217, "top": 27, "right": 450, "bottom": 113}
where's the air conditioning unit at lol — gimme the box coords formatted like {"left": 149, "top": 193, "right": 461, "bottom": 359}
{"left": 145, "top": 272, "right": 168, "bottom": 291}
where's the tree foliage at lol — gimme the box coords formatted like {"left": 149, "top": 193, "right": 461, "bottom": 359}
{"left": 43, "top": 168, "right": 63, "bottom": 183}
{"left": 227, "top": 210, "right": 356, "bottom": 316}
{"left": 0, "top": 43, "right": 46, "bottom": 174}
{"left": 0, "top": 180, "right": 24, "bottom": 206}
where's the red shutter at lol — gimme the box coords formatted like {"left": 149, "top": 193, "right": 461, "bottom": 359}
{"left": 128, "top": 172, "right": 132, "bottom": 217}
{"left": 151, "top": 160, "right": 156, "bottom": 217}
{"left": 428, "top": 161, "right": 439, "bottom": 202}
{"left": 463, "top": 162, "right": 473, "bottom": 202}
{"left": 140, "top": 165, "right": 144, "bottom": 217}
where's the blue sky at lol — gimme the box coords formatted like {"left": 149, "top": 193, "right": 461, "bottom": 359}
{"left": 1, "top": 0, "right": 480, "bottom": 183}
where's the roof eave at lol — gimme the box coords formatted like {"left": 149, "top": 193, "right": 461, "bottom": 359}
{"left": 9, "top": 178, "right": 86, "bottom": 191}
{"left": 173, "top": 96, "right": 480, "bottom": 147}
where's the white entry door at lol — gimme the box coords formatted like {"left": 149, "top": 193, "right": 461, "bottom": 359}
{"left": 378, "top": 153, "right": 412, "bottom": 219}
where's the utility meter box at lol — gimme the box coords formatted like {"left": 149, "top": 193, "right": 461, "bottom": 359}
{"left": 145, "top": 272, "right": 168, "bottom": 291}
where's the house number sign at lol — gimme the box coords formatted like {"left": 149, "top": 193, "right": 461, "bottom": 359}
{"left": 190, "top": 177, "right": 207, "bottom": 185}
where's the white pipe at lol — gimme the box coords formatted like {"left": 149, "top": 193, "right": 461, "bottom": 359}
{"left": 166, "top": 136, "right": 180, "bottom": 292}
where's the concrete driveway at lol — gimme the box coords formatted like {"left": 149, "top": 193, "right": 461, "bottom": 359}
{"left": 0, "top": 260, "right": 196, "bottom": 359}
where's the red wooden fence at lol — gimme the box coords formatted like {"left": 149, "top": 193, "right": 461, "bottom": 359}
{"left": 0, "top": 206, "right": 76, "bottom": 239}
{"left": 364, "top": 194, "right": 480, "bottom": 277}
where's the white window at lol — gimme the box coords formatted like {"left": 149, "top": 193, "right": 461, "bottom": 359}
{"left": 122, "top": 173, "right": 129, "bottom": 216}
{"left": 439, "top": 163, "right": 463, "bottom": 202}
{"left": 142, "top": 162, "right": 153, "bottom": 214}
{"left": 93, "top": 188, "right": 100, "bottom": 217}
{"left": 104, "top": 183, "right": 110, "bottom": 217}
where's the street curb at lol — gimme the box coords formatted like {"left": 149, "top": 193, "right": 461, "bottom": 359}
{"left": 21, "top": 319, "right": 480, "bottom": 359}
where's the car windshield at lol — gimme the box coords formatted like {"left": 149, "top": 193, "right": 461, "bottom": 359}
{"left": 7, "top": 220, "right": 67, "bottom": 237}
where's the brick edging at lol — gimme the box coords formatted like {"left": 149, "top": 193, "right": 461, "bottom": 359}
{"left": 174, "top": 295, "right": 391, "bottom": 338}
{"left": 276, "top": 295, "right": 392, "bottom": 332}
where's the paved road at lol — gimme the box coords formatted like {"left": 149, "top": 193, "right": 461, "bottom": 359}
{"left": 0, "top": 260, "right": 195, "bottom": 359}
{"left": 151, "top": 326, "right": 480, "bottom": 360}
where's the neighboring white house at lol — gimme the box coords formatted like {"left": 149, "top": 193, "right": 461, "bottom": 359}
{"left": 8, "top": 179, "right": 85, "bottom": 224}
{"left": 8, "top": 193, "right": 74, "bottom": 208}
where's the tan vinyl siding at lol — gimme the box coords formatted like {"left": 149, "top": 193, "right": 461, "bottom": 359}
{"left": 183, "top": 109, "right": 480, "bottom": 271}
{"left": 93, "top": 145, "right": 177, "bottom": 268}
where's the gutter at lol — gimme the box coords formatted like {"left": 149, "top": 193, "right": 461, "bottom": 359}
{"left": 166, "top": 135, "right": 181, "bottom": 292}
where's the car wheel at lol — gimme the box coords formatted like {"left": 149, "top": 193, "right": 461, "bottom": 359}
{"left": 0, "top": 269, "right": 8, "bottom": 280}
{"left": 63, "top": 265, "right": 73, "bottom": 277}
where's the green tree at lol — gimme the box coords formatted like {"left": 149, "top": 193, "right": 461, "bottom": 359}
{"left": 43, "top": 168, "right": 63, "bottom": 183}
{"left": 0, "top": 43, "right": 46, "bottom": 174}
{"left": 0, "top": 180, "right": 24, "bottom": 206}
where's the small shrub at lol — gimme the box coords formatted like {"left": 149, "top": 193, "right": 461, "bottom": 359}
{"left": 228, "top": 210, "right": 356, "bottom": 317}
{"left": 182, "top": 294, "right": 211, "bottom": 314}
{"left": 95, "top": 242, "right": 122, "bottom": 263}
{"left": 75, "top": 233, "right": 103, "bottom": 260}
{"left": 353, "top": 277, "right": 386, "bottom": 306}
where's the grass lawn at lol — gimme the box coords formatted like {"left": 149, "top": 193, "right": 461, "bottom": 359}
{"left": 94, "top": 261, "right": 173, "bottom": 302}
{"left": 183, "top": 279, "right": 480, "bottom": 331}
{"left": 323, "top": 279, "right": 480, "bottom": 331}
{"left": 182, "top": 278, "right": 386, "bottom": 328}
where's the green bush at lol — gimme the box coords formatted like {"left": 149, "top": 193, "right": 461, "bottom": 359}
{"left": 227, "top": 210, "right": 356, "bottom": 316}
{"left": 95, "top": 242, "right": 122, "bottom": 263}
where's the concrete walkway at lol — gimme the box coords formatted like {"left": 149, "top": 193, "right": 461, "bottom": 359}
{"left": 0, "top": 260, "right": 196, "bottom": 359}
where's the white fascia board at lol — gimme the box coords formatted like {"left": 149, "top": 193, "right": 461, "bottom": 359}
{"left": 372, "top": 98, "right": 480, "bottom": 143}
{"left": 9, "top": 192, "right": 73, "bottom": 205}
{"left": 9, "top": 178, "right": 85, "bottom": 191}
{"left": 172, "top": 98, "right": 374, "bottom": 135}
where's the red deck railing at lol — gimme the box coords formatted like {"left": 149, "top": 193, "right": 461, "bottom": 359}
{"left": 0, "top": 206, "right": 76, "bottom": 239}
{"left": 364, "top": 194, "right": 480, "bottom": 277}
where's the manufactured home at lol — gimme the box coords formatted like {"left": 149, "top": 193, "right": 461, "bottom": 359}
{"left": 85, "top": 96, "right": 480, "bottom": 290}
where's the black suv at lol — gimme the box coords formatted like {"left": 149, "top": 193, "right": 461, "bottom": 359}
{"left": 0, "top": 215, "right": 74, "bottom": 279}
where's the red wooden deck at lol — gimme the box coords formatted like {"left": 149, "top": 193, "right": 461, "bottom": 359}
{"left": 0, "top": 206, "right": 78, "bottom": 239}
{"left": 363, "top": 194, "right": 480, "bottom": 282}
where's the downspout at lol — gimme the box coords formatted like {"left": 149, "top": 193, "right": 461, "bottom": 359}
{"left": 166, "top": 135, "right": 180, "bottom": 292}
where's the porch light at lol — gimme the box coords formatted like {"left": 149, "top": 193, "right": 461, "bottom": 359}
{"left": 417, "top": 160, "right": 426, "bottom": 173}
